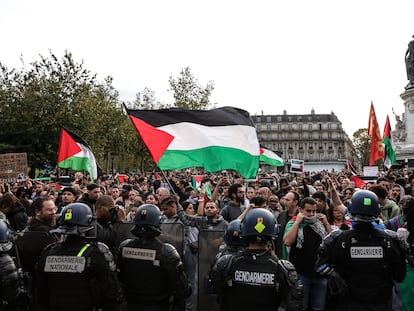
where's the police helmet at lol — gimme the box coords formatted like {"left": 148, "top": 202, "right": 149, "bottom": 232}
{"left": 241, "top": 208, "right": 277, "bottom": 240}
{"left": 131, "top": 204, "right": 161, "bottom": 237}
{"left": 348, "top": 190, "right": 380, "bottom": 220}
{"left": 224, "top": 219, "right": 247, "bottom": 247}
{"left": 0, "top": 221, "right": 13, "bottom": 253}
{"left": 52, "top": 203, "right": 94, "bottom": 235}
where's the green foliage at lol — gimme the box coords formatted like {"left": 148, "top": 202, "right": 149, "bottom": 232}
{"left": 0, "top": 51, "right": 127, "bottom": 176}
{"left": 352, "top": 128, "right": 371, "bottom": 167}
{"left": 131, "top": 87, "right": 170, "bottom": 110}
{"left": 0, "top": 53, "right": 215, "bottom": 176}
{"left": 168, "top": 67, "right": 214, "bottom": 109}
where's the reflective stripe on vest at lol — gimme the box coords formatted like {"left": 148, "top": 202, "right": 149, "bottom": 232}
{"left": 77, "top": 243, "right": 91, "bottom": 257}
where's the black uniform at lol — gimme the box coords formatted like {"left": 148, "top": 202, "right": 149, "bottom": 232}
{"left": 0, "top": 253, "right": 29, "bottom": 309}
{"left": 316, "top": 224, "right": 407, "bottom": 311}
{"left": 35, "top": 235, "right": 122, "bottom": 311}
{"left": 210, "top": 248, "right": 303, "bottom": 311}
{"left": 117, "top": 236, "right": 191, "bottom": 311}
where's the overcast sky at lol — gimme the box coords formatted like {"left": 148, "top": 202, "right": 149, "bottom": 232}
{"left": 2, "top": 0, "right": 414, "bottom": 138}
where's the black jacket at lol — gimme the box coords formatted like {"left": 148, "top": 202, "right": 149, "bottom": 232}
{"left": 7, "top": 201, "right": 28, "bottom": 231}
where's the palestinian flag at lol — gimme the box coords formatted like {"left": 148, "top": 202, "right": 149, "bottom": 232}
{"left": 192, "top": 175, "right": 204, "bottom": 191}
{"left": 260, "top": 147, "right": 284, "bottom": 166}
{"left": 382, "top": 115, "right": 396, "bottom": 169}
{"left": 125, "top": 106, "right": 260, "bottom": 179}
{"left": 57, "top": 128, "right": 98, "bottom": 181}
{"left": 290, "top": 159, "right": 304, "bottom": 173}
{"left": 346, "top": 160, "right": 366, "bottom": 189}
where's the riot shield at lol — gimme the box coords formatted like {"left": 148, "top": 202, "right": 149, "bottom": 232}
{"left": 198, "top": 229, "right": 225, "bottom": 311}
{"left": 159, "top": 223, "right": 185, "bottom": 258}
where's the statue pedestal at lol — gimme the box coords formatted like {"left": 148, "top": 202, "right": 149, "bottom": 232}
{"left": 395, "top": 88, "right": 414, "bottom": 163}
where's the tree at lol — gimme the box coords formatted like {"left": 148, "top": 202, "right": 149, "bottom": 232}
{"left": 168, "top": 67, "right": 214, "bottom": 109}
{"left": 0, "top": 51, "right": 125, "bottom": 176}
{"left": 131, "top": 87, "right": 169, "bottom": 110}
{"left": 352, "top": 128, "right": 371, "bottom": 167}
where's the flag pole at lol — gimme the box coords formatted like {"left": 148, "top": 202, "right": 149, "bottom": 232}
{"left": 159, "top": 169, "right": 177, "bottom": 195}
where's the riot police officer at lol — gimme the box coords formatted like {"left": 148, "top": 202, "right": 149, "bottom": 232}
{"left": 217, "top": 218, "right": 247, "bottom": 257}
{"left": 316, "top": 190, "right": 407, "bottom": 311}
{"left": 34, "top": 203, "right": 122, "bottom": 311}
{"left": 210, "top": 208, "right": 303, "bottom": 311}
{"left": 0, "top": 221, "right": 29, "bottom": 309}
{"left": 117, "top": 204, "right": 191, "bottom": 311}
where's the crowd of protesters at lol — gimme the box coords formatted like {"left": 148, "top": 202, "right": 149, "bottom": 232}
{"left": 0, "top": 166, "right": 414, "bottom": 310}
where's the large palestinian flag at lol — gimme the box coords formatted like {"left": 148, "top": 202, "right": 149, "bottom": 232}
{"left": 125, "top": 106, "right": 260, "bottom": 178}
{"left": 57, "top": 128, "right": 98, "bottom": 181}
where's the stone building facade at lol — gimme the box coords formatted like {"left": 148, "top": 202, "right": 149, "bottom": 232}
{"left": 251, "top": 109, "right": 357, "bottom": 171}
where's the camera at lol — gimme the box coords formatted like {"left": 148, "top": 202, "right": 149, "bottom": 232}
{"left": 109, "top": 205, "right": 120, "bottom": 222}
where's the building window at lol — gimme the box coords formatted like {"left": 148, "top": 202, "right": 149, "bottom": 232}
{"left": 257, "top": 117, "right": 261, "bottom": 122}
{"left": 308, "top": 124, "right": 312, "bottom": 130}
{"left": 277, "top": 124, "right": 281, "bottom": 130}
{"left": 266, "top": 116, "right": 271, "bottom": 122}
{"left": 277, "top": 116, "right": 282, "bottom": 122}
{"left": 288, "top": 124, "right": 292, "bottom": 130}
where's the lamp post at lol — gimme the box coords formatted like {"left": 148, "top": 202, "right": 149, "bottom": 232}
{"left": 111, "top": 152, "right": 115, "bottom": 174}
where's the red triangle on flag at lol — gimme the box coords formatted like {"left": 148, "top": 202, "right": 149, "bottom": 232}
{"left": 351, "top": 175, "right": 366, "bottom": 189}
{"left": 58, "top": 129, "right": 81, "bottom": 163}
{"left": 129, "top": 115, "right": 174, "bottom": 163}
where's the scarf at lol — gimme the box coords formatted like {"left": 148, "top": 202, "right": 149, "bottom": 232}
{"left": 282, "top": 215, "right": 327, "bottom": 259}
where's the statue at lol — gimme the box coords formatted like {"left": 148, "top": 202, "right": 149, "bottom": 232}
{"left": 393, "top": 108, "right": 406, "bottom": 142}
{"left": 405, "top": 36, "right": 414, "bottom": 87}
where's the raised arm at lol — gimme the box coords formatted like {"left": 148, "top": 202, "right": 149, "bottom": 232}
{"left": 327, "top": 177, "right": 346, "bottom": 214}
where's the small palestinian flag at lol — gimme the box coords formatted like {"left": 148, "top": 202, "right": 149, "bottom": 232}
{"left": 346, "top": 160, "right": 366, "bottom": 189}
{"left": 192, "top": 175, "right": 204, "bottom": 191}
{"left": 57, "top": 128, "right": 98, "bottom": 181}
{"left": 260, "top": 147, "right": 284, "bottom": 166}
{"left": 290, "top": 159, "right": 304, "bottom": 173}
{"left": 125, "top": 106, "right": 260, "bottom": 179}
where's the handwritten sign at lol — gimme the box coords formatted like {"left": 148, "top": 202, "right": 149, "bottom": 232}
{"left": 0, "top": 153, "right": 28, "bottom": 182}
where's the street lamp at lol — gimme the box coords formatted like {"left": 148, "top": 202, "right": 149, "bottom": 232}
{"left": 110, "top": 152, "right": 115, "bottom": 174}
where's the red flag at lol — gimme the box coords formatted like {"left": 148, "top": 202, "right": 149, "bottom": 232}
{"left": 351, "top": 175, "right": 367, "bottom": 189}
{"left": 346, "top": 160, "right": 366, "bottom": 189}
{"left": 368, "top": 102, "right": 384, "bottom": 166}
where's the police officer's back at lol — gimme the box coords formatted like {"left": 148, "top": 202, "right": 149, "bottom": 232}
{"left": 210, "top": 208, "right": 303, "bottom": 311}
{"left": 117, "top": 204, "right": 191, "bottom": 311}
{"left": 316, "top": 190, "right": 407, "bottom": 311}
{"left": 0, "top": 221, "right": 29, "bottom": 309}
{"left": 34, "top": 203, "right": 122, "bottom": 311}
